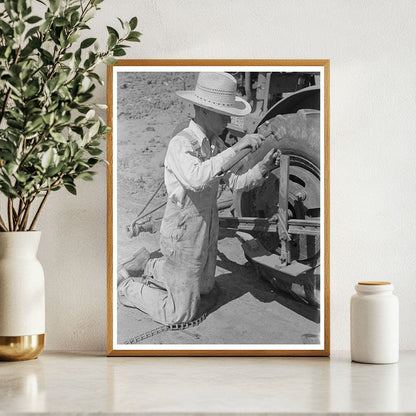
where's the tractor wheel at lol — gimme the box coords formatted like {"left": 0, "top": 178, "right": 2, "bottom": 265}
{"left": 233, "top": 109, "right": 321, "bottom": 262}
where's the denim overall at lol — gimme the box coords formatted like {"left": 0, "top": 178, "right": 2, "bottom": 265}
{"left": 118, "top": 130, "right": 220, "bottom": 325}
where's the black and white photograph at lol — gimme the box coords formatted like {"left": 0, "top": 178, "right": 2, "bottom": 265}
{"left": 107, "top": 61, "right": 329, "bottom": 355}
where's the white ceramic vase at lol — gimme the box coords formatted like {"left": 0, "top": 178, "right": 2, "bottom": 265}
{"left": 0, "top": 231, "right": 45, "bottom": 360}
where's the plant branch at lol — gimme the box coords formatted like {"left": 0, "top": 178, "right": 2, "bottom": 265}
{"left": 15, "top": 198, "right": 30, "bottom": 231}
{"left": 0, "top": 213, "right": 8, "bottom": 232}
{"left": 0, "top": 89, "right": 13, "bottom": 125}
{"left": 29, "top": 189, "right": 50, "bottom": 231}
{"left": 14, "top": 198, "right": 23, "bottom": 230}
{"left": 46, "top": 1, "right": 93, "bottom": 83}
{"left": 7, "top": 199, "right": 14, "bottom": 231}
{"left": 20, "top": 199, "right": 33, "bottom": 231}
{"left": 18, "top": 120, "right": 58, "bottom": 169}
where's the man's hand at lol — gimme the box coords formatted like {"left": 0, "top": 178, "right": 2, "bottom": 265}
{"left": 233, "top": 134, "right": 263, "bottom": 153}
{"left": 258, "top": 149, "right": 281, "bottom": 176}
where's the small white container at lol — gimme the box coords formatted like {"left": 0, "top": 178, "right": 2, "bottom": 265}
{"left": 350, "top": 281, "right": 399, "bottom": 364}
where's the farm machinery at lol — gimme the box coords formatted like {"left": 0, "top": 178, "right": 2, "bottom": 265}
{"left": 217, "top": 72, "right": 321, "bottom": 307}
{"left": 128, "top": 71, "right": 322, "bottom": 308}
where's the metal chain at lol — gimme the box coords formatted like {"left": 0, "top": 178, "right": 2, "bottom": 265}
{"left": 124, "top": 283, "right": 220, "bottom": 344}
{"left": 124, "top": 312, "right": 208, "bottom": 344}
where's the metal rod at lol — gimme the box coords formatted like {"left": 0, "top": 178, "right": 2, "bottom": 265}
{"left": 278, "top": 155, "right": 290, "bottom": 264}
{"left": 219, "top": 216, "right": 278, "bottom": 233}
{"left": 133, "top": 179, "right": 164, "bottom": 222}
{"left": 134, "top": 201, "right": 167, "bottom": 224}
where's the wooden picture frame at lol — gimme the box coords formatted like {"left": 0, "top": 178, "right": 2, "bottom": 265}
{"left": 107, "top": 60, "right": 330, "bottom": 356}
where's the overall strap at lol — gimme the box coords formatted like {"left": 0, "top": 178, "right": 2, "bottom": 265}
{"left": 179, "top": 128, "right": 205, "bottom": 162}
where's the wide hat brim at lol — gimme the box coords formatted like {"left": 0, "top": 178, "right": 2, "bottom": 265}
{"left": 175, "top": 90, "right": 251, "bottom": 117}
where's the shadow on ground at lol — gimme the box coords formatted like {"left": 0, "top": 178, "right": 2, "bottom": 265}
{"left": 214, "top": 249, "right": 320, "bottom": 324}
{"left": 117, "top": 233, "right": 321, "bottom": 346}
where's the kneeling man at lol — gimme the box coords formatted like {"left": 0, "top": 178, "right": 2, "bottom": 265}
{"left": 118, "top": 72, "right": 279, "bottom": 325}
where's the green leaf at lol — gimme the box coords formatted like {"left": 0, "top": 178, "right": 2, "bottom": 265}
{"left": 48, "top": 76, "right": 60, "bottom": 92}
{"left": 64, "top": 183, "right": 77, "bottom": 195}
{"left": 65, "top": 5, "right": 80, "bottom": 15}
{"left": 42, "top": 112, "right": 55, "bottom": 125}
{"left": 68, "top": 33, "right": 80, "bottom": 44}
{"left": 56, "top": 112, "right": 71, "bottom": 125}
{"left": 61, "top": 52, "right": 72, "bottom": 61}
{"left": 126, "top": 33, "right": 141, "bottom": 42}
{"left": 5, "top": 162, "right": 18, "bottom": 176}
{"left": 45, "top": 164, "right": 62, "bottom": 177}
{"left": 23, "top": 83, "right": 39, "bottom": 98}
{"left": 59, "top": 29, "right": 67, "bottom": 47}
{"left": 87, "top": 158, "right": 99, "bottom": 166}
{"left": 63, "top": 147, "right": 70, "bottom": 160}
{"left": 129, "top": 17, "right": 138, "bottom": 30}
{"left": 74, "top": 148, "right": 84, "bottom": 159}
{"left": 70, "top": 11, "right": 80, "bottom": 26}
{"left": 106, "top": 26, "right": 119, "bottom": 39}
{"left": 83, "top": 9, "right": 95, "bottom": 23}
{"left": 25, "top": 25, "right": 40, "bottom": 39}
{"left": 40, "top": 49, "right": 54, "bottom": 64}
{"left": 0, "top": 140, "right": 14, "bottom": 152}
{"left": 80, "top": 37, "right": 96, "bottom": 49}
{"left": 57, "top": 85, "right": 71, "bottom": 100}
{"left": 3, "top": 46, "right": 12, "bottom": 59}
{"left": 117, "top": 17, "right": 125, "bottom": 29}
{"left": 7, "top": 119, "right": 24, "bottom": 129}
{"left": 76, "top": 160, "right": 90, "bottom": 169}
{"left": 113, "top": 47, "right": 126, "bottom": 57}
{"left": 22, "top": 5, "right": 32, "bottom": 17}
{"left": 0, "top": 183, "right": 18, "bottom": 198}
{"left": 74, "top": 115, "right": 86, "bottom": 125}
{"left": 16, "top": 21, "right": 25, "bottom": 35}
{"left": 87, "top": 147, "right": 102, "bottom": 156}
{"left": 41, "top": 148, "right": 54, "bottom": 169}
{"left": 49, "top": 0, "right": 60, "bottom": 13}
{"left": 14, "top": 171, "right": 28, "bottom": 183}
{"left": 88, "top": 120, "right": 100, "bottom": 138}
{"left": 128, "top": 30, "right": 141, "bottom": 40}
{"left": 50, "top": 131, "right": 67, "bottom": 143}
{"left": 17, "top": 0, "right": 26, "bottom": 13}
{"left": 54, "top": 17, "right": 69, "bottom": 27}
{"left": 0, "top": 20, "right": 13, "bottom": 35}
{"left": 25, "top": 117, "right": 44, "bottom": 134}
{"left": 80, "top": 76, "right": 91, "bottom": 92}
{"left": 107, "top": 33, "right": 117, "bottom": 49}
{"left": 85, "top": 109, "right": 95, "bottom": 120}
{"left": 4, "top": 1, "right": 16, "bottom": 19}
{"left": 88, "top": 72, "right": 104, "bottom": 85}
{"left": 78, "top": 171, "right": 95, "bottom": 181}
{"left": 71, "top": 126, "right": 84, "bottom": 136}
{"left": 26, "top": 15, "right": 42, "bottom": 24}
{"left": 21, "top": 37, "right": 41, "bottom": 57}
{"left": 103, "top": 56, "right": 117, "bottom": 65}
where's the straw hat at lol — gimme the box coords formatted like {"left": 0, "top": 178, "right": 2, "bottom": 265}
{"left": 175, "top": 72, "right": 251, "bottom": 117}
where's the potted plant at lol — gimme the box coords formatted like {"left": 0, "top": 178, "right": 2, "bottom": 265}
{"left": 0, "top": 0, "right": 140, "bottom": 360}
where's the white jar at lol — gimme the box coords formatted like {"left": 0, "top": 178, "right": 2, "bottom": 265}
{"left": 350, "top": 281, "right": 399, "bottom": 364}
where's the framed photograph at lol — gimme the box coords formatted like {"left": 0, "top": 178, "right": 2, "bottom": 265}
{"left": 107, "top": 60, "right": 330, "bottom": 356}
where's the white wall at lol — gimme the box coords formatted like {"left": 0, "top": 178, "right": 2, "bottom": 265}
{"left": 38, "top": 0, "right": 416, "bottom": 351}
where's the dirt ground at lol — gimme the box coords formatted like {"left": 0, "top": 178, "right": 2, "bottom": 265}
{"left": 115, "top": 72, "right": 320, "bottom": 346}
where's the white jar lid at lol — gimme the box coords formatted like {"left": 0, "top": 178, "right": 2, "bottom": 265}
{"left": 356, "top": 281, "right": 394, "bottom": 293}
{"left": 358, "top": 281, "right": 391, "bottom": 285}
